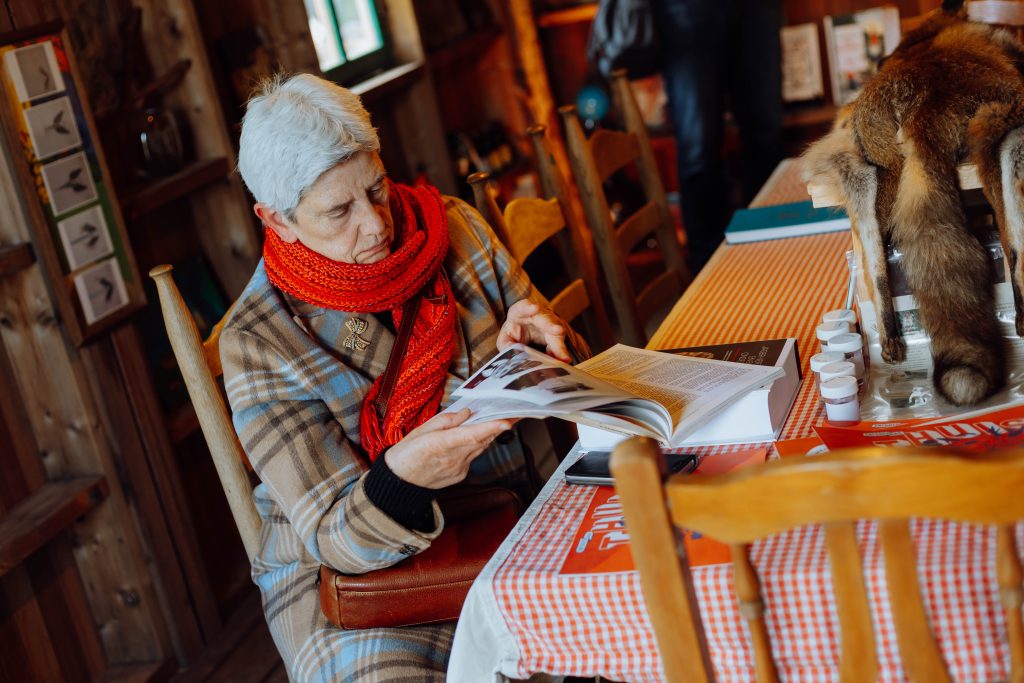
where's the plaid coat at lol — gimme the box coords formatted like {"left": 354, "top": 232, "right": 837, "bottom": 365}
{"left": 220, "top": 197, "right": 587, "bottom": 682}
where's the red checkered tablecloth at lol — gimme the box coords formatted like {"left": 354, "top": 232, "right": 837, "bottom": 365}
{"left": 465, "top": 165, "right": 1020, "bottom": 681}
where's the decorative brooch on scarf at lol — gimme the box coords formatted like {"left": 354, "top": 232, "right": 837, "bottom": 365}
{"left": 344, "top": 318, "right": 371, "bottom": 351}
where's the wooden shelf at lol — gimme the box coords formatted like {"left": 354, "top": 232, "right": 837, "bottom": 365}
{"left": 120, "top": 157, "right": 231, "bottom": 221}
{"left": 0, "top": 242, "right": 34, "bottom": 277}
{"left": 165, "top": 401, "right": 201, "bottom": 446}
{"left": 351, "top": 61, "right": 425, "bottom": 105}
{"left": 426, "top": 27, "right": 501, "bottom": 71}
{"left": 0, "top": 476, "right": 109, "bottom": 577}
{"left": 782, "top": 104, "right": 839, "bottom": 130}
{"left": 538, "top": 4, "right": 597, "bottom": 28}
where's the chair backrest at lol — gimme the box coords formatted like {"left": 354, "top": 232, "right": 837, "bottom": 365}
{"left": 560, "top": 69, "right": 690, "bottom": 347}
{"left": 610, "top": 437, "right": 1024, "bottom": 683}
{"left": 150, "top": 264, "right": 262, "bottom": 564}
{"left": 467, "top": 132, "right": 613, "bottom": 349}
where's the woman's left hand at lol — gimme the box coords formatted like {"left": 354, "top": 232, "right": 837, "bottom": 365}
{"left": 496, "top": 300, "right": 571, "bottom": 363}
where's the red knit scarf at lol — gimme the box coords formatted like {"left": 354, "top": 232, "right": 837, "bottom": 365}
{"left": 264, "top": 180, "right": 455, "bottom": 462}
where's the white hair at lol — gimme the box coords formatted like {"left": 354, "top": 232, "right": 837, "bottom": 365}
{"left": 237, "top": 73, "right": 380, "bottom": 218}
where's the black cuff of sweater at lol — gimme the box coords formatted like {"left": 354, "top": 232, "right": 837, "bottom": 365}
{"left": 364, "top": 455, "right": 437, "bottom": 533}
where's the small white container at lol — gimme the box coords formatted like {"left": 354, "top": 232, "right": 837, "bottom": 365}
{"left": 821, "top": 376, "right": 860, "bottom": 422}
{"left": 809, "top": 351, "right": 844, "bottom": 392}
{"left": 819, "top": 360, "right": 856, "bottom": 383}
{"left": 827, "top": 332, "right": 866, "bottom": 380}
{"left": 823, "top": 308, "right": 858, "bottom": 332}
{"left": 816, "top": 321, "right": 850, "bottom": 352}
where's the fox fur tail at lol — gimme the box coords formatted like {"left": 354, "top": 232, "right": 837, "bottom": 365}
{"left": 892, "top": 128, "right": 1005, "bottom": 406}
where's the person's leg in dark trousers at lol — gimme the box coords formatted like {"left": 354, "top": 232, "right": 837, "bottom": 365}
{"left": 651, "top": 0, "right": 730, "bottom": 273}
{"left": 728, "top": 0, "right": 784, "bottom": 205}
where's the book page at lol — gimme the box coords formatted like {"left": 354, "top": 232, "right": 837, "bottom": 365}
{"left": 578, "top": 345, "right": 783, "bottom": 443}
{"left": 444, "top": 345, "right": 660, "bottom": 432}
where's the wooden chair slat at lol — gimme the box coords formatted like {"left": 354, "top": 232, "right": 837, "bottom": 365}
{"left": 613, "top": 438, "right": 1024, "bottom": 682}
{"left": 609, "top": 437, "right": 716, "bottom": 683}
{"left": 590, "top": 128, "right": 641, "bottom": 182}
{"left": 615, "top": 201, "right": 661, "bottom": 253}
{"left": 150, "top": 265, "right": 261, "bottom": 564}
{"left": 823, "top": 521, "right": 878, "bottom": 683}
{"left": 730, "top": 543, "right": 779, "bottom": 683}
{"left": 634, "top": 268, "right": 683, "bottom": 327}
{"left": 560, "top": 105, "right": 645, "bottom": 346}
{"left": 504, "top": 197, "right": 566, "bottom": 263}
{"left": 549, "top": 278, "right": 589, "bottom": 325}
{"left": 997, "top": 525, "right": 1024, "bottom": 683}
{"left": 878, "top": 519, "right": 951, "bottom": 682}
{"left": 559, "top": 74, "right": 689, "bottom": 347}
{"left": 467, "top": 172, "right": 513, "bottom": 248}
{"left": 527, "top": 125, "right": 613, "bottom": 349}
{"left": 665, "top": 449, "right": 1024, "bottom": 544}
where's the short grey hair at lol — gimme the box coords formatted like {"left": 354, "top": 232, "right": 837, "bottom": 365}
{"left": 238, "top": 73, "right": 380, "bottom": 218}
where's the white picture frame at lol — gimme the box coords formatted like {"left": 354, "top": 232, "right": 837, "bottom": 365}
{"left": 73, "top": 257, "right": 129, "bottom": 324}
{"left": 57, "top": 204, "right": 113, "bottom": 271}
{"left": 3, "top": 41, "right": 65, "bottom": 103}
{"left": 40, "top": 150, "right": 98, "bottom": 216}
{"left": 23, "top": 95, "right": 82, "bottom": 160}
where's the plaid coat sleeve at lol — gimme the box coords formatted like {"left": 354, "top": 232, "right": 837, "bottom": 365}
{"left": 449, "top": 198, "right": 591, "bottom": 364}
{"left": 221, "top": 325, "right": 444, "bottom": 575}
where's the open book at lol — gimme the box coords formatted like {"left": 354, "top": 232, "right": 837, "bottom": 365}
{"left": 445, "top": 343, "right": 783, "bottom": 446}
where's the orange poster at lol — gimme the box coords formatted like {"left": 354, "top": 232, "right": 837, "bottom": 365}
{"left": 559, "top": 448, "right": 767, "bottom": 575}
{"left": 814, "top": 401, "right": 1024, "bottom": 450}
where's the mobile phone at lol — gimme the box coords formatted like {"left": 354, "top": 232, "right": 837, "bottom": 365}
{"left": 564, "top": 450, "right": 699, "bottom": 486}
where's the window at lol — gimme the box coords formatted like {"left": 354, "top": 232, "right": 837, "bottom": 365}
{"left": 304, "top": 0, "right": 391, "bottom": 83}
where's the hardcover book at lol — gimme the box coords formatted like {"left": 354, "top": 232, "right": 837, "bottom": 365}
{"left": 725, "top": 200, "right": 849, "bottom": 244}
{"left": 445, "top": 343, "right": 782, "bottom": 447}
{"left": 578, "top": 338, "right": 802, "bottom": 448}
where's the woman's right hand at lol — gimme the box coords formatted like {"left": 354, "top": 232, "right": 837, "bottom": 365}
{"left": 383, "top": 409, "right": 514, "bottom": 489}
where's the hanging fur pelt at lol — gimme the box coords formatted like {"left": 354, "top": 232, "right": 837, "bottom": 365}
{"left": 803, "top": 3, "right": 1024, "bottom": 406}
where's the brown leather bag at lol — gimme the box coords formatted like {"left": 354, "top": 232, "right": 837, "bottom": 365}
{"left": 318, "top": 486, "right": 523, "bottom": 629}
{"left": 317, "top": 293, "right": 525, "bottom": 629}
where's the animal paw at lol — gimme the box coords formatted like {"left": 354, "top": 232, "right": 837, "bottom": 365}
{"left": 881, "top": 335, "right": 906, "bottom": 364}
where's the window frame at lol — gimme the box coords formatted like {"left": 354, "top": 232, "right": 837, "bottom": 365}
{"left": 315, "top": 0, "right": 394, "bottom": 87}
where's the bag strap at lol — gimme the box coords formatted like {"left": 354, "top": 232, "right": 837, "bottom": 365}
{"left": 375, "top": 295, "right": 421, "bottom": 419}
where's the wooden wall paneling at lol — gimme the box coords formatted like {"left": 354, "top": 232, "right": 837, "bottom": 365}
{"left": 5, "top": 0, "right": 60, "bottom": 26}
{"left": 79, "top": 325, "right": 219, "bottom": 659}
{"left": 0, "top": 566, "right": 67, "bottom": 683}
{"left": 133, "top": 0, "right": 260, "bottom": 299}
{"left": 0, "top": 118, "right": 171, "bottom": 665}
{"left": 248, "top": 0, "right": 319, "bottom": 74}
{"left": 0, "top": 4, "right": 12, "bottom": 34}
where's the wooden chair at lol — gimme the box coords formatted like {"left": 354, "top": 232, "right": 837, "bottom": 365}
{"left": 560, "top": 69, "right": 690, "bottom": 347}
{"left": 467, "top": 128, "right": 613, "bottom": 350}
{"left": 610, "top": 437, "right": 1024, "bottom": 683}
{"left": 149, "top": 265, "right": 261, "bottom": 564}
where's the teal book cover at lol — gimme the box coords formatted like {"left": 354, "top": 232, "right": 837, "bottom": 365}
{"left": 725, "top": 201, "right": 849, "bottom": 244}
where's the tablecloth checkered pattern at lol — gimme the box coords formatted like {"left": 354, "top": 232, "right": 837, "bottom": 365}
{"left": 486, "top": 162, "right": 1019, "bottom": 681}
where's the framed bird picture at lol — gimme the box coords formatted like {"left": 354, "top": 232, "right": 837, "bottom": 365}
{"left": 0, "top": 22, "right": 143, "bottom": 345}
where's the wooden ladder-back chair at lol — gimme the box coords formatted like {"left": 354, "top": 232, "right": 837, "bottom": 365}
{"left": 467, "top": 138, "right": 613, "bottom": 350}
{"left": 560, "top": 69, "right": 690, "bottom": 347}
{"left": 611, "top": 437, "right": 1024, "bottom": 683}
{"left": 149, "top": 264, "right": 261, "bottom": 564}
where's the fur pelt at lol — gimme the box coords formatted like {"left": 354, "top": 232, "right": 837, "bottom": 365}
{"left": 803, "top": 7, "right": 1024, "bottom": 406}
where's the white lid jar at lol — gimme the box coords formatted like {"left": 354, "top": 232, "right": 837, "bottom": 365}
{"left": 810, "top": 351, "right": 844, "bottom": 373}
{"left": 819, "top": 360, "right": 856, "bottom": 382}
{"left": 823, "top": 308, "right": 858, "bottom": 329}
{"left": 821, "top": 376, "right": 859, "bottom": 422}
{"left": 816, "top": 321, "right": 850, "bottom": 351}
{"left": 826, "top": 332, "right": 865, "bottom": 379}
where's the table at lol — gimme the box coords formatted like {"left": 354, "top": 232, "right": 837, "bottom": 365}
{"left": 448, "top": 162, "right": 1017, "bottom": 682}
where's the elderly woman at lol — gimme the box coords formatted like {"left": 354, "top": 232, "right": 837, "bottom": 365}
{"left": 221, "top": 73, "right": 589, "bottom": 682}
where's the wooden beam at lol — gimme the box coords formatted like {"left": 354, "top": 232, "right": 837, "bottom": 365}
{"left": 0, "top": 476, "right": 108, "bottom": 577}
{"left": 94, "top": 658, "right": 176, "bottom": 683}
{"left": 120, "top": 157, "right": 230, "bottom": 221}
{"left": 0, "top": 242, "right": 33, "bottom": 277}
{"left": 134, "top": 0, "right": 260, "bottom": 298}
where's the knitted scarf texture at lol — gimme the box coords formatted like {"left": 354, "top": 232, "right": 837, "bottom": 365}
{"left": 264, "top": 180, "right": 455, "bottom": 461}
